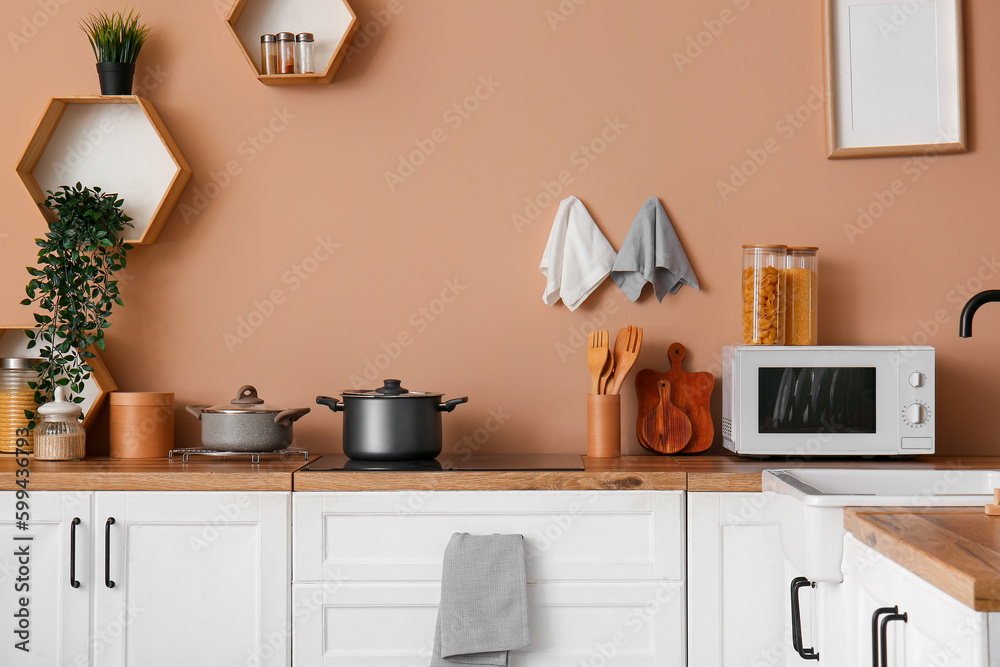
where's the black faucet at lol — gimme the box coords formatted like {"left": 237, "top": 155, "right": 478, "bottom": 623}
{"left": 959, "top": 290, "right": 1000, "bottom": 337}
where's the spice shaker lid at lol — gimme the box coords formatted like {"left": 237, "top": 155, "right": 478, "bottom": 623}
{"left": 0, "top": 357, "right": 41, "bottom": 370}
{"left": 261, "top": 34, "right": 277, "bottom": 43}
{"left": 38, "top": 386, "right": 82, "bottom": 418}
{"left": 276, "top": 32, "right": 295, "bottom": 41}
{"left": 295, "top": 32, "right": 314, "bottom": 42}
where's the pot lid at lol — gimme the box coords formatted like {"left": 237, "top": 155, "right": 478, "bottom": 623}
{"left": 341, "top": 379, "right": 443, "bottom": 398}
{"left": 202, "top": 385, "right": 288, "bottom": 414}
{"left": 38, "top": 386, "right": 82, "bottom": 418}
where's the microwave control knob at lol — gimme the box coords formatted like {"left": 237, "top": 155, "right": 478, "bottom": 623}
{"left": 908, "top": 371, "right": 924, "bottom": 388}
{"left": 905, "top": 402, "right": 927, "bottom": 425}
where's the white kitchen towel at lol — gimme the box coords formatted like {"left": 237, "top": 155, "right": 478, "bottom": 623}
{"left": 611, "top": 197, "right": 700, "bottom": 302}
{"left": 429, "top": 533, "right": 530, "bottom": 666}
{"left": 539, "top": 196, "right": 617, "bottom": 311}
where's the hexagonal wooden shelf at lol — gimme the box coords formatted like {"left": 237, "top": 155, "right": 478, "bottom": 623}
{"left": 226, "top": 0, "right": 359, "bottom": 85}
{"left": 0, "top": 327, "right": 117, "bottom": 431}
{"left": 15, "top": 96, "right": 192, "bottom": 246}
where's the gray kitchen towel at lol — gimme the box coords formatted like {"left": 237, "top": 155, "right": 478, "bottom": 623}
{"left": 430, "top": 533, "right": 530, "bottom": 666}
{"left": 611, "top": 197, "right": 700, "bottom": 302}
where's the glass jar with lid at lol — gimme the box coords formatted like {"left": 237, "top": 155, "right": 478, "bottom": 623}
{"left": 33, "top": 386, "right": 86, "bottom": 461}
{"left": 277, "top": 32, "right": 295, "bottom": 74}
{"left": 741, "top": 245, "right": 787, "bottom": 345}
{"left": 0, "top": 357, "right": 40, "bottom": 453}
{"left": 294, "top": 33, "right": 314, "bottom": 74}
{"left": 260, "top": 34, "right": 278, "bottom": 75}
{"left": 784, "top": 246, "right": 819, "bottom": 345}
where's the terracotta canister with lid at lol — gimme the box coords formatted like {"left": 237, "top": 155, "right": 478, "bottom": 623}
{"left": 110, "top": 392, "right": 174, "bottom": 458}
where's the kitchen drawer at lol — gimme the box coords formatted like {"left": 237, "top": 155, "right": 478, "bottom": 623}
{"left": 292, "top": 491, "right": 684, "bottom": 583}
{"left": 292, "top": 580, "right": 684, "bottom": 667}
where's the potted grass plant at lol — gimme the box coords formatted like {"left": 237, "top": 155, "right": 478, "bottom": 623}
{"left": 81, "top": 7, "right": 152, "bottom": 95}
{"left": 20, "top": 183, "right": 132, "bottom": 422}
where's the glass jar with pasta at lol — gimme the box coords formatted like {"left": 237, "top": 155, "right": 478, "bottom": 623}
{"left": 784, "top": 246, "right": 818, "bottom": 345}
{"left": 741, "top": 245, "right": 786, "bottom": 345}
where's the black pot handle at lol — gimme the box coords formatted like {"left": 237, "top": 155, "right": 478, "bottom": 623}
{"left": 790, "top": 577, "right": 819, "bottom": 660}
{"left": 316, "top": 396, "right": 343, "bottom": 412}
{"left": 439, "top": 397, "right": 469, "bottom": 412}
{"left": 879, "top": 611, "right": 907, "bottom": 667}
{"left": 871, "top": 606, "right": 897, "bottom": 667}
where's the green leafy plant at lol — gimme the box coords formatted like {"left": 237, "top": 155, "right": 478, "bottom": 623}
{"left": 80, "top": 7, "right": 151, "bottom": 64}
{"left": 20, "top": 183, "right": 133, "bottom": 424}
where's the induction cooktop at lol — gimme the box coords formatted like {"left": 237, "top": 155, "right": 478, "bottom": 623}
{"left": 302, "top": 454, "right": 585, "bottom": 472}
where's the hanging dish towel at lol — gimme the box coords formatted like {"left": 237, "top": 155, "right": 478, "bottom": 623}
{"left": 611, "top": 197, "right": 700, "bottom": 302}
{"left": 539, "top": 196, "right": 617, "bottom": 311}
{"left": 430, "top": 533, "right": 530, "bottom": 666}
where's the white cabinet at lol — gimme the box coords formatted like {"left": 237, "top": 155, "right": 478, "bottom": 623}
{"left": 292, "top": 491, "right": 686, "bottom": 666}
{"left": 687, "top": 492, "right": 820, "bottom": 666}
{"left": 0, "top": 490, "right": 290, "bottom": 667}
{"left": 843, "top": 535, "right": 992, "bottom": 667}
{"left": 0, "top": 490, "right": 91, "bottom": 666}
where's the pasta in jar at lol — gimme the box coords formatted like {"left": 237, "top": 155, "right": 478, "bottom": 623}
{"left": 741, "top": 245, "right": 786, "bottom": 345}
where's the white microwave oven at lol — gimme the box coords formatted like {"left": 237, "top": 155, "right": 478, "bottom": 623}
{"left": 722, "top": 346, "right": 934, "bottom": 456}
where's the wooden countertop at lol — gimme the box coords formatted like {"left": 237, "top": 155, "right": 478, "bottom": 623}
{"left": 293, "top": 455, "right": 687, "bottom": 491}
{"left": 0, "top": 456, "right": 308, "bottom": 491}
{"left": 846, "top": 507, "right": 1000, "bottom": 612}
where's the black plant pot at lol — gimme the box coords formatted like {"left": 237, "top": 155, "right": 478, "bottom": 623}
{"left": 96, "top": 62, "right": 136, "bottom": 95}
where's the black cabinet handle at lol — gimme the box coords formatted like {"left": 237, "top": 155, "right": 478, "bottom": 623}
{"left": 69, "top": 517, "right": 81, "bottom": 589}
{"left": 871, "top": 606, "right": 897, "bottom": 667}
{"left": 104, "top": 517, "right": 116, "bottom": 589}
{"left": 879, "top": 611, "right": 908, "bottom": 667}
{"left": 790, "top": 577, "right": 820, "bottom": 660}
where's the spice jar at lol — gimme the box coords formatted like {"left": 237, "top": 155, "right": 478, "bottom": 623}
{"left": 277, "top": 32, "right": 295, "bottom": 74}
{"left": 0, "top": 358, "right": 40, "bottom": 454}
{"left": 34, "top": 386, "right": 85, "bottom": 461}
{"left": 260, "top": 34, "right": 278, "bottom": 75}
{"left": 785, "top": 247, "right": 819, "bottom": 345}
{"left": 110, "top": 392, "right": 174, "bottom": 458}
{"left": 294, "top": 33, "right": 315, "bottom": 74}
{"left": 741, "top": 245, "right": 787, "bottom": 345}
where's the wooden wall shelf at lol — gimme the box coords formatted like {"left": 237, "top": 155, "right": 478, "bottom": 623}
{"left": 15, "top": 96, "right": 192, "bottom": 246}
{"left": 225, "top": 0, "right": 359, "bottom": 85}
{"left": 0, "top": 327, "right": 117, "bottom": 431}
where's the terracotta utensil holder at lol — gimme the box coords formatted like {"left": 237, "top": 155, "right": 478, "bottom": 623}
{"left": 587, "top": 394, "right": 621, "bottom": 458}
{"left": 110, "top": 392, "right": 174, "bottom": 458}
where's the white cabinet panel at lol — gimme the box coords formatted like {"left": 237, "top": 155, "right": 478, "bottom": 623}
{"left": 0, "top": 491, "right": 91, "bottom": 667}
{"left": 293, "top": 581, "right": 684, "bottom": 667}
{"left": 294, "top": 491, "right": 684, "bottom": 583}
{"left": 94, "top": 492, "right": 290, "bottom": 667}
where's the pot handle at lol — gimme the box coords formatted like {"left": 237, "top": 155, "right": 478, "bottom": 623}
{"left": 274, "top": 408, "right": 310, "bottom": 427}
{"left": 185, "top": 405, "right": 209, "bottom": 420}
{"left": 316, "top": 396, "right": 344, "bottom": 412}
{"left": 439, "top": 397, "right": 469, "bottom": 412}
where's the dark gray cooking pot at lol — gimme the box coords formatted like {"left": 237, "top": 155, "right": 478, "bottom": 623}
{"left": 187, "top": 385, "right": 310, "bottom": 452}
{"left": 316, "top": 379, "right": 468, "bottom": 461}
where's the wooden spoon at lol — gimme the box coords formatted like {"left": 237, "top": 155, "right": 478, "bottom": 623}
{"left": 639, "top": 379, "right": 692, "bottom": 454}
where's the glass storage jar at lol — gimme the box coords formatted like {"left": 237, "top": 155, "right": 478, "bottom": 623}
{"left": 260, "top": 34, "right": 278, "bottom": 75}
{"left": 0, "top": 357, "right": 40, "bottom": 454}
{"left": 33, "top": 386, "right": 85, "bottom": 461}
{"left": 785, "top": 246, "right": 819, "bottom": 345}
{"left": 277, "top": 32, "right": 295, "bottom": 74}
{"left": 294, "top": 33, "right": 314, "bottom": 74}
{"left": 742, "top": 245, "right": 787, "bottom": 345}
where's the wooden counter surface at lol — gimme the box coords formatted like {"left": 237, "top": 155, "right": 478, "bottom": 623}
{"left": 846, "top": 507, "right": 1000, "bottom": 612}
{"left": 0, "top": 456, "right": 308, "bottom": 491}
{"left": 293, "top": 456, "right": 687, "bottom": 491}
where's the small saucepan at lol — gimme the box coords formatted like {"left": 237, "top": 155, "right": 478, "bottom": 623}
{"left": 187, "top": 385, "right": 310, "bottom": 452}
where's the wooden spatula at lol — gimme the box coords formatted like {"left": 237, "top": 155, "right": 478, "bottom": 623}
{"left": 609, "top": 326, "right": 642, "bottom": 395}
{"left": 638, "top": 379, "right": 692, "bottom": 454}
{"left": 587, "top": 330, "right": 609, "bottom": 395}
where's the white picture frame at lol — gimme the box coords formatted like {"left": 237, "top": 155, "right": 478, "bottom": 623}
{"left": 824, "top": 0, "right": 966, "bottom": 158}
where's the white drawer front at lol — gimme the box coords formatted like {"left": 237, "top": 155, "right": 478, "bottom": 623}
{"left": 292, "top": 580, "right": 684, "bottom": 667}
{"left": 293, "top": 491, "right": 684, "bottom": 583}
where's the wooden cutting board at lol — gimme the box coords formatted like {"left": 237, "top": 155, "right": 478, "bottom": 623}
{"left": 636, "top": 378, "right": 692, "bottom": 454}
{"left": 634, "top": 342, "right": 715, "bottom": 455}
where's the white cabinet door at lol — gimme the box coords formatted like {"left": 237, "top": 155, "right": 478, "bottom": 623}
{"left": 93, "top": 492, "right": 290, "bottom": 667}
{"left": 0, "top": 490, "right": 91, "bottom": 666}
{"left": 845, "top": 535, "right": 989, "bottom": 667}
{"left": 688, "top": 492, "right": 819, "bottom": 667}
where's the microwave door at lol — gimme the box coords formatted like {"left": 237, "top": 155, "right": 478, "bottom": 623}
{"left": 791, "top": 368, "right": 812, "bottom": 428}
{"left": 810, "top": 367, "right": 829, "bottom": 428}
{"left": 771, "top": 367, "right": 796, "bottom": 428}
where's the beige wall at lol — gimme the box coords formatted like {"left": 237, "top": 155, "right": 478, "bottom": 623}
{"left": 2, "top": 0, "right": 999, "bottom": 457}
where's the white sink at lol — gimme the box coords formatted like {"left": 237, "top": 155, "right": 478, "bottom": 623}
{"left": 762, "top": 468, "right": 1000, "bottom": 582}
